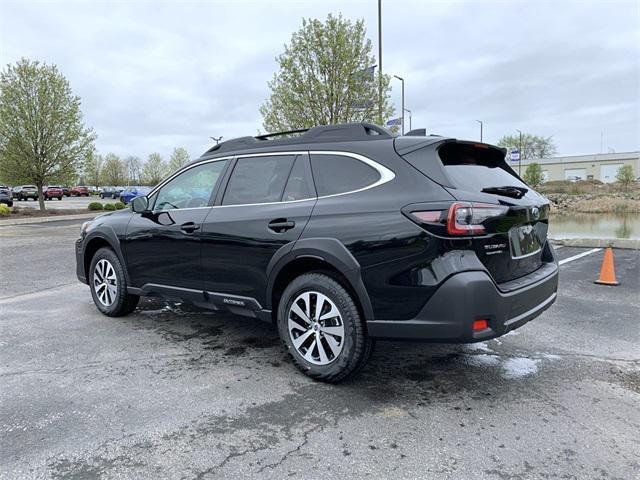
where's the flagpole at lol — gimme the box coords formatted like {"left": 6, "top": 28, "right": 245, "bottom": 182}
{"left": 378, "top": 0, "right": 383, "bottom": 125}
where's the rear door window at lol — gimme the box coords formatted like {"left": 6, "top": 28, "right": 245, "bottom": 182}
{"left": 310, "top": 154, "right": 380, "bottom": 197}
{"left": 222, "top": 155, "right": 296, "bottom": 206}
{"left": 282, "top": 156, "right": 314, "bottom": 201}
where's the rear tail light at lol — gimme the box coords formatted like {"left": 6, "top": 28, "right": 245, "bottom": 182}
{"left": 446, "top": 202, "right": 508, "bottom": 235}
{"left": 408, "top": 202, "right": 508, "bottom": 237}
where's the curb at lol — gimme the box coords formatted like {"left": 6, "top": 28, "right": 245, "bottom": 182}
{"left": 550, "top": 237, "right": 640, "bottom": 250}
{"left": 0, "top": 213, "right": 98, "bottom": 226}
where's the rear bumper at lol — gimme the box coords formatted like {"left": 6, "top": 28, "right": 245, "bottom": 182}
{"left": 367, "top": 262, "right": 558, "bottom": 342}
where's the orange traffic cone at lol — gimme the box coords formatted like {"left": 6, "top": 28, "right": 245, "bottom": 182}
{"left": 594, "top": 247, "right": 619, "bottom": 286}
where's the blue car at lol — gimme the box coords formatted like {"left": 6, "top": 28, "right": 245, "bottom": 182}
{"left": 119, "top": 186, "right": 151, "bottom": 204}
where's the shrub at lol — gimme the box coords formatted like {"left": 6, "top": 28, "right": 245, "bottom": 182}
{"left": 88, "top": 202, "right": 104, "bottom": 211}
{"left": 0, "top": 204, "right": 10, "bottom": 216}
{"left": 103, "top": 203, "right": 116, "bottom": 211}
{"left": 114, "top": 201, "right": 126, "bottom": 210}
{"left": 616, "top": 164, "right": 635, "bottom": 191}
{"left": 523, "top": 162, "right": 544, "bottom": 187}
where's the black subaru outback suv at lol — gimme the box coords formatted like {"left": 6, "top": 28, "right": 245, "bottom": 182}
{"left": 76, "top": 123, "right": 558, "bottom": 382}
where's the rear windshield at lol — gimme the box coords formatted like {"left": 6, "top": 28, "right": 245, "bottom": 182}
{"left": 438, "top": 143, "right": 527, "bottom": 191}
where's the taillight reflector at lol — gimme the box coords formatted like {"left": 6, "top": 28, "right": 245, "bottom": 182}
{"left": 473, "top": 319, "right": 489, "bottom": 331}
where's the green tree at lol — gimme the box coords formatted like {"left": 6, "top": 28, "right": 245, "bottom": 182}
{"left": 84, "top": 151, "right": 103, "bottom": 189}
{"left": 497, "top": 133, "right": 557, "bottom": 160}
{"left": 124, "top": 155, "right": 142, "bottom": 185}
{"left": 523, "top": 162, "right": 544, "bottom": 187}
{"left": 101, "top": 153, "right": 127, "bottom": 186}
{"left": 168, "top": 147, "right": 190, "bottom": 173}
{"left": 615, "top": 164, "right": 635, "bottom": 191}
{"left": 0, "top": 58, "right": 95, "bottom": 210}
{"left": 141, "top": 153, "right": 167, "bottom": 186}
{"left": 260, "top": 14, "right": 394, "bottom": 132}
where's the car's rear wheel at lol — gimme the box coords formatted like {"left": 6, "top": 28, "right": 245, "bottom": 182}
{"left": 277, "top": 272, "right": 373, "bottom": 383}
{"left": 89, "top": 247, "right": 139, "bottom": 317}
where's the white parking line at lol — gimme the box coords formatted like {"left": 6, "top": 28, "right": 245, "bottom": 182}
{"left": 558, "top": 248, "right": 602, "bottom": 266}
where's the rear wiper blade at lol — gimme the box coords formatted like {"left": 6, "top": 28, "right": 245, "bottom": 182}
{"left": 481, "top": 186, "right": 528, "bottom": 199}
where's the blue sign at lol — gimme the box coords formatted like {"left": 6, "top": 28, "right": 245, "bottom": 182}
{"left": 386, "top": 118, "right": 402, "bottom": 126}
{"left": 510, "top": 148, "right": 520, "bottom": 161}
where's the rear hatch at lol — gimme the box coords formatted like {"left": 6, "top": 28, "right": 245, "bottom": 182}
{"left": 398, "top": 138, "right": 550, "bottom": 284}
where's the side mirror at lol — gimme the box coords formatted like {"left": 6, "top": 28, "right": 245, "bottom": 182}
{"left": 131, "top": 196, "right": 149, "bottom": 213}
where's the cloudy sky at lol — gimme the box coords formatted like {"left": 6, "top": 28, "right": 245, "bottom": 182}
{"left": 1, "top": 0, "right": 638, "bottom": 160}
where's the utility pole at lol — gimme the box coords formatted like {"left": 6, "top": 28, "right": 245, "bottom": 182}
{"left": 476, "top": 120, "right": 483, "bottom": 142}
{"left": 378, "top": 0, "right": 383, "bottom": 125}
{"left": 404, "top": 108, "right": 412, "bottom": 131}
{"left": 394, "top": 75, "right": 405, "bottom": 134}
{"left": 516, "top": 129, "right": 523, "bottom": 176}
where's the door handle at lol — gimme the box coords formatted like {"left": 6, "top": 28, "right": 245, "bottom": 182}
{"left": 180, "top": 222, "right": 200, "bottom": 234}
{"left": 268, "top": 218, "right": 295, "bottom": 233}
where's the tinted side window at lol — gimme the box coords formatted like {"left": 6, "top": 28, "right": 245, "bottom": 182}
{"left": 282, "top": 156, "right": 313, "bottom": 201}
{"left": 151, "top": 160, "right": 228, "bottom": 211}
{"left": 310, "top": 154, "right": 380, "bottom": 197}
{"left": 222, "top": 155, "right": 295, "bottom": 206}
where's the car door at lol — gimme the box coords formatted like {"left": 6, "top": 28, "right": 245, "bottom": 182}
{"left": 201, "top": 153, "right": 316, "bottom": 308}
{"left": 124, "top": 158, "right": 230, "bottom": 293}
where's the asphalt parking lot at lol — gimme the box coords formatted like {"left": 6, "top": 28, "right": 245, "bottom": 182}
{"left": 14, "top": 196, "right": 119, "bottom": 210}
{"left": 1, "top": 219, "right": 638, "bottom": 479}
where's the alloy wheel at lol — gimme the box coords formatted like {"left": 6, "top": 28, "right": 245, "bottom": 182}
{"left": 93, "top": 259, "right": 118, "bottom": 306}
{"left": 288, "top": 291, "right": 345, "bottom": 365}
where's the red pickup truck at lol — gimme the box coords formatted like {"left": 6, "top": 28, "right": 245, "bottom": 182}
{"left": 44, "top": 186, "right": 64, "bottom": 200}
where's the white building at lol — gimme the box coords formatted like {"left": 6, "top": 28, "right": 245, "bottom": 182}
{"left": 513, "top": 151, "right": 639, "bottom": 183}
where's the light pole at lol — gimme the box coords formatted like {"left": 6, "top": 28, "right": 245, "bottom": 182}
{"left": 516, "top": 129, "right": 523, "bottom": 175}
{"left": 404, "top": 108, "right": 412, "bottom": 131}
{"left": 378, "top": 0, "right": 383, "bottom": 125}
{"left": 476, "top": 120, "right": 483, "bottom": 142}
{"left": 393, "top": 75, "right": 405, "bottom": 134}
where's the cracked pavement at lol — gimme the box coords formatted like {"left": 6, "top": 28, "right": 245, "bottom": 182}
{"left": 0, "top": 220, "right": 639, "bottom": 479}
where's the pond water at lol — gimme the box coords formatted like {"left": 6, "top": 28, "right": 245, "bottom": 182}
{"left": 549, "top": 213, "right": 640, "bottom": 240}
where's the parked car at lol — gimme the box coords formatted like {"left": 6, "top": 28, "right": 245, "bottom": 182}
{"left": 70, "top": 186, "right": 90, "bottom": 197}
{"left": 99, "top": 187, "right": 118, "bottom": 199}
{"left": 43, "top": 186, "right": 64, "bottom": 200}
{"left": 119, "top": 186, "right": 151, "bottom": 204}
{"left": 13, "top": 185, "right": 38, "bottom": 201}
{"left": 0, "top": 185, "right": 13, "bottom": 207}
{"left": 75, "top": 123, "right": 558, "bottom": 383}
{"left": 62, "top": 187, "right": 71, "bottom": 197}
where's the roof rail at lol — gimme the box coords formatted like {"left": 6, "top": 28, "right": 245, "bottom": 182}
{"left": 255, "top": 128, "right": 309, "bottom": 140}
{"left": 204, "top": 122, "right": 394, "bottom": 155}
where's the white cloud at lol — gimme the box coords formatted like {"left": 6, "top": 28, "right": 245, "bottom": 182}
{"left": 1, "top": 0, "right": 638, "bottom": 159}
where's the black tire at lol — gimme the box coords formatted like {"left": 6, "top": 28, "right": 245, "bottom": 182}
{"left": 58, "top": 197, "right": 62, "bottom": 201}
{"left": 88, "top": 247, "right": 139, "bottom": 317}
{"left": 277, "top": 272, "right": 373, "bottom": 383}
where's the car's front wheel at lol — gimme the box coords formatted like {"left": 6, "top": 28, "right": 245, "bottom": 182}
{"left": 277, "top": 272, "right": 374, "bottom": 383}
{"left": 89, "top": 247, "right": 139, "bottom": 317}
